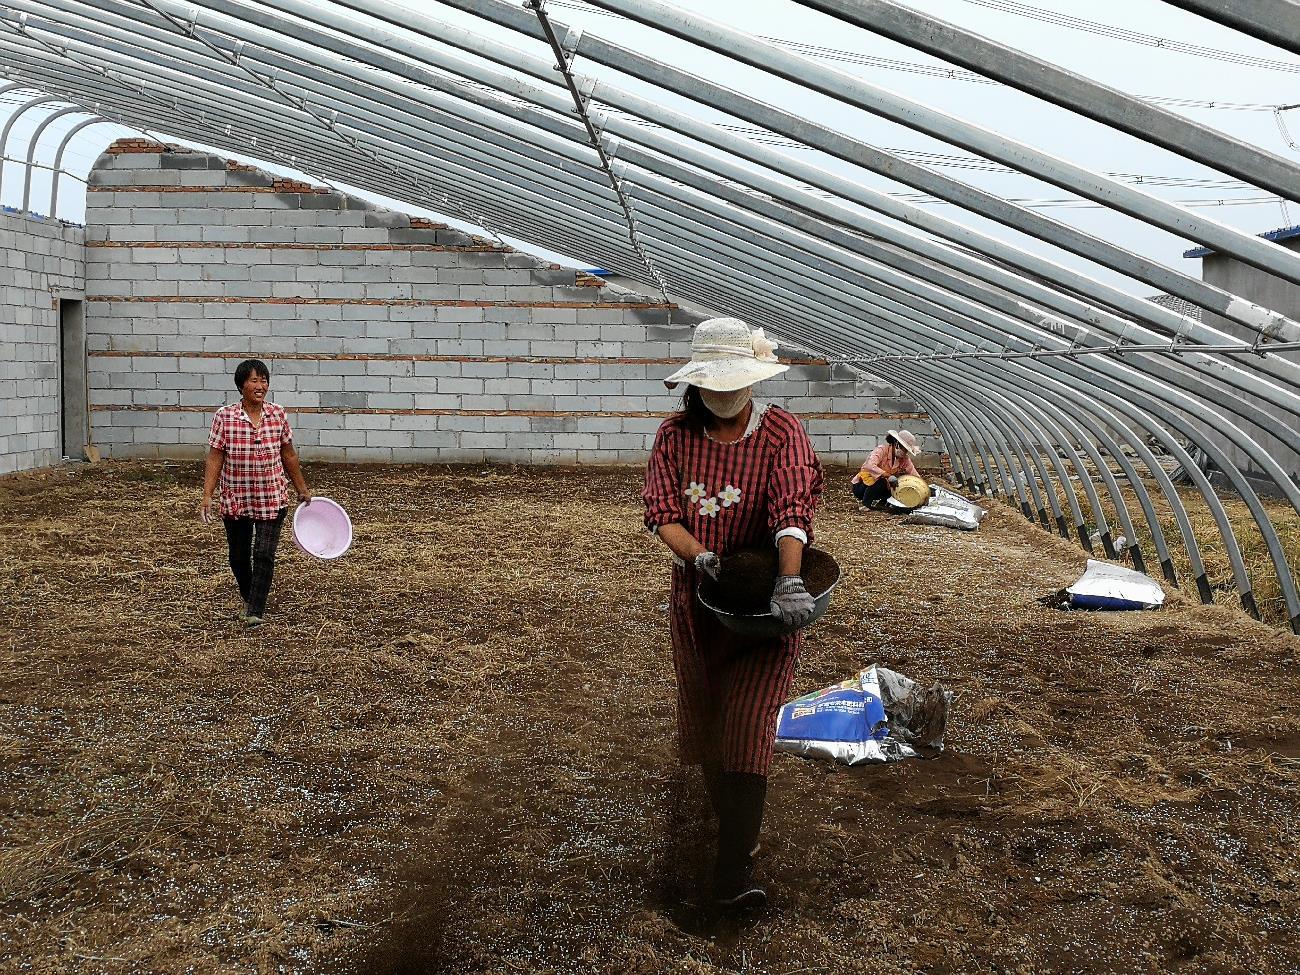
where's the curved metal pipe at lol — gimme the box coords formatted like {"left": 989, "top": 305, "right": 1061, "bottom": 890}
{"left": 10, "top": 0, "right": 1300, "bottom": 428}
{"left": 926, "top": 359, "right": 1183, "bottom": 578}
{"left": 898, "top": 363, "right": 1069, "bottom": 532}
{"left": 20, "top": 103, "right": 80, "bottom": 213}
{"left": 0, "top": 92, "right": 59, "bottom": 200}
{"left": 48, "top": 113, "right": 105, "bottom": 218}
{"left": 49, "top": 0, "right": 1298, "bottom": 346}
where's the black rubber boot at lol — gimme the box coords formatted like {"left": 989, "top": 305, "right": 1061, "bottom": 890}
{"left": 701, "top": 761, "right": 724, "bottom": 820}
{"left": 713, "top": 772, "right": 767, "bottom": 913}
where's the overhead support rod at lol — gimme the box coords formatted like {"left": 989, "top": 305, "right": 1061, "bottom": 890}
{"left": 132, "top": 0, "right": 504, "bottom": 244}
{"left": 790, "top": 0, "right": 1300, "bottom": 203}
{"left": 579, "top": 0, "right": 1300, "bottom": 293}
{"left": 47, "top": 113, "right": 105, "bottom": 218}
{"left": 524, "top": 0, "right": 671, "bottom": 306}
{"left": 1159, "top": 0, "right": 1300, "bottom": 57}
{"left": 833, "top": 342, "right": 1300, "bottom": 365}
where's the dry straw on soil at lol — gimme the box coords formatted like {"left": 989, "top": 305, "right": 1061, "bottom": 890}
{"left": 1012, "top": 456, "right": 1300, "bottom": 626}
{"left": 1, "top": 461, "right": 1298, "bottom": 975}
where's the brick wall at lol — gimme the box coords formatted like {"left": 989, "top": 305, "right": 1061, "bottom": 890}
{"left": 84, "top": 141, "right": 939, "bottom": 466}
{"left": 0, "top": 208, "right": 85, "bottom": 474}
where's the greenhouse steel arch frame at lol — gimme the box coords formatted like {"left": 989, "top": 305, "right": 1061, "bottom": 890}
{"left": 0, "top": 0, "right": 1297, "bottom": 631}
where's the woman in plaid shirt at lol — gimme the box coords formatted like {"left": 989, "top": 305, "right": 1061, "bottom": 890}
{"left": 200, "top": 359, "right": 312, "bottom": 628}
{"left": 643, "top": 318, "right": 824, "bottom": 913}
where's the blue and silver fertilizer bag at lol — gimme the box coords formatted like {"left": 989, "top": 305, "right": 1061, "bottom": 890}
{"left": 775, "top": 665, "right": 953, "bottom": 765}
{"left": 1066, "top": 559, "right": 1165, "bottom": 611}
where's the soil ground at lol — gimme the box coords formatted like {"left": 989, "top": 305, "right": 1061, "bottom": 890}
{"left": 1, "top": 461, "right": 1299, "bottom": 975}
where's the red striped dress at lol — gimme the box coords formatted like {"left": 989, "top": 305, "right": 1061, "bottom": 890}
{"left": 643, "top": 404, "right": 824, "bottom": 775}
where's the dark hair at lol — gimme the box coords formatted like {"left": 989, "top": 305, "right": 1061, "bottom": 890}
{"left": 885, "top": 434, "right": 900, "bottom": 449}
{"left": 680, "top": 385, "right": 712, "bottom": 431}
{"left": 234, "top": 358, "right": 270, "bottom": 390}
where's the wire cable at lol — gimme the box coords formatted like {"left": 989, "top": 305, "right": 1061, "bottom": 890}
{"left": 829, "top": 340, "right": 1300, "bottom": 365}
{"left": 957, "top": 0, "right": 1300, "bottom": 74}
{"left": 546, "top": 0, "right": 1298, "bottom": 102}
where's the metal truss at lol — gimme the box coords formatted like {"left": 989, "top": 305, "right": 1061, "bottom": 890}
{"left": 0, "top": 0, "right": 1296, "bottom": 631}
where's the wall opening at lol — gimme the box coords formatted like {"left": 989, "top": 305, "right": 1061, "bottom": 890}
{"left": 58, "top": 298, "right": 87, "bottom": 461}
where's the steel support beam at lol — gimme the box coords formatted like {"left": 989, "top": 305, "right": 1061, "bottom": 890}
{"left": 47, "top": 113, "right": 104, "bottom": 217}
{"left": 0, "top": 92, "right": 59, "bottom": 199}
{"left": 19, "top": 102, "right": 80, "bottom": 212}
{"left": 793, "top": 0, "right": 1300, "bottom": 202}
{"left": 1159, "top": 0, "right": 1300, "bottom": 57}
{"left": 569, "top": 0, "right": 1300, "bottom": 288}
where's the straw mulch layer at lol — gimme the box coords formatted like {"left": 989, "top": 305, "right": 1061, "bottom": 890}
{"left": 1, "top": 461, "right": 1298, "bottom": 975}
{"left": 1026, "top": 458, "right": 1299, "bottom": 627}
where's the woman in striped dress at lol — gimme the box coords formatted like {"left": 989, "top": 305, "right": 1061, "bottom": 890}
{"left": 643, "top": 318, "right": 824, "bottom": 912}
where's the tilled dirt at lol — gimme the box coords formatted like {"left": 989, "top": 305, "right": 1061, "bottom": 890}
{"left": 1, "top": 461, "right": 1298, "bottom": 975}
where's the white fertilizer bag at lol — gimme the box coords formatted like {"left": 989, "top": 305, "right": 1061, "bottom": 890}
{"left": 904, "top": 484, "right": 988, "bottom": 531}
{"left": 775, "top": 665, "right": 953, "bottom": 765}
{"left": 1066, "top": 559, "right": 1165, "bottom": 611}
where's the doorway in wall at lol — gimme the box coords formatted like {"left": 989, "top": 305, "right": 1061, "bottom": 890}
{"left": 58, "top": 298, "right": 88, "bottom": 460}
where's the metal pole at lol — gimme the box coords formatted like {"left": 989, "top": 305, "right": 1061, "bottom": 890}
{"left": 793, "top": 0, "right": 1300, "bottom": 202}
{"left": 523, "top": 0, "right": 669, "bottom": 302}
{"left": 19, "top": 102, "right": 80, "bottom": 212}
{"left": 561, "top": 0, "right": 1300, "bottom": 287}
{"left": 0, "top": 92, "right": 59, "bottom": 200}
{"left": 1158, "top": 0, "right": 1300, "bottom": 57}
{"left": 48, "top": 113, "right": 104, "bottom": 218}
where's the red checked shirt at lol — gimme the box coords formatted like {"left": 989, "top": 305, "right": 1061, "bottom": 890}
{"left": 208, "top": 401, "right": 293, "bottom": 520}
{"left": 643, "top": 404, "right": 824, "bottom": 556}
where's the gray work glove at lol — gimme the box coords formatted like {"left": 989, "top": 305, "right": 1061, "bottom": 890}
{"left": 770, "top": 575, "right": 816, "bottom": 628}
{"left": 694, "top": 551, "right": 722, "bottom": 580}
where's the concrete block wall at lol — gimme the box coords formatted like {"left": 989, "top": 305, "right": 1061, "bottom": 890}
{"left": 0, "top": 209, "right": 85, "bottom": 474}
{"left": 1196, "top": 243, "right": 1300, "bottom": 485}
{"left": 84, "top": 140, "right": 939, "bottom": 466}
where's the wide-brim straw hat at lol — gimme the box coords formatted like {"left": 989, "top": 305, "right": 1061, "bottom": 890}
{"left": 663, "top": 317, "right": 789, "bottom": 392}
{"left": 888, "top": 428, "right": 922, "bottom": 456}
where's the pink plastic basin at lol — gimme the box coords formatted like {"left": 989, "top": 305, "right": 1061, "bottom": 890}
{"left": 292, "top": 497, "right": 353, "bottom": 560}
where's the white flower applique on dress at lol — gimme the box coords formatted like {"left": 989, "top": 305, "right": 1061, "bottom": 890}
{"left": 699, "top": 497, "right": 722, "bottom": 518}
{"left": 718, "top": 485, "right": 742, "bottom": 508}
{"left": 684, "top": 481, "right": 708, "bottom": 503}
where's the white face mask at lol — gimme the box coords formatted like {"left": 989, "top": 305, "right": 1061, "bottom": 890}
{"left": 700, "top": 386, "right": 753, "bottom": 419}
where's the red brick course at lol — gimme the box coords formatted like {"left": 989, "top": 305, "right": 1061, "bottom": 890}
{"left": 106, "top": 139, "right": 173, "bottom": 154}
{"left": 87, "top": 296, "right": 678, "bottom": 309}
{"left": 93, "top": 404, "right": 923, "bottom": 421}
